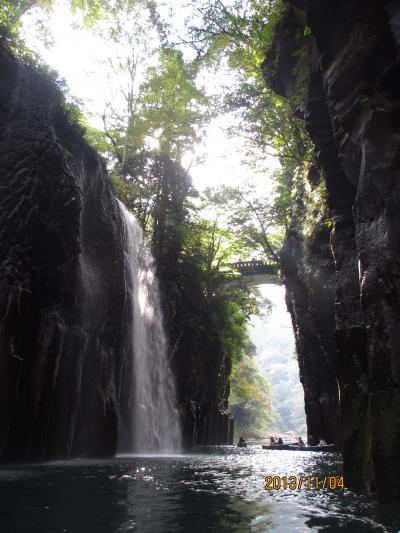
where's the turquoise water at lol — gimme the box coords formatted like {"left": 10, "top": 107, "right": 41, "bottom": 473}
{"left": 1, "top": 446, "right": 399, "bottom": 532}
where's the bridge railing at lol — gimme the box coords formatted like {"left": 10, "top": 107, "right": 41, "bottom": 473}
{"left": 229, "top": 260, "right": 279, "bottom": 274}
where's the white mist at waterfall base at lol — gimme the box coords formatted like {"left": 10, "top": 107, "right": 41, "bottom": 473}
{"left": 117, "top": 201, "right": 181, "bottom": 454}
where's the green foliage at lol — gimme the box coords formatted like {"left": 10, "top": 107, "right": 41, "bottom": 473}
{"left": 83, "top": 123, "right": 109, "bottom": 154}
{"left": 95, "top": 6, "right": 211, "bottom": 227}
{"left": 150, "top": 0, "right": 315, "bottom": 270}
{"left": 159, "top": 0, "right": 294, "bottom": 176}
{"left": 103, "top": 47, "right": 210, "bottom": 174}
{"left": 183, "top": 215, "right": 252, "bottom": 272}
{"left": 138, "top": 48, "right": 209, "bottom": 159}
{"left": 0, "top": 0, "right": 52, "bottom": 52}
{"left": 230, "top": 354, "right": 275, "bottom": 439}
{"left": 183, "top": 0, "right": 286, "bottom": 69}
{"left": 201, "top": 183, "right": 283, "bottom": 263}
{"left": 215, "top": 289, "right": 260, "bottom": 364}
{"left": 0, "top": 0, "right": 114, "bottom": 51}
{"left": 300, "top": 178, "right": 330, "bottom": 242}
{"left": 171, "top": 205, "right": 274, "bottom": 427}
{"left": 325, "top": 218, "right": 333, "bottom": 231}
{"left": 70, "top": 0, "right": 112, "bottom": 26}
{"left": 184, "top": 0, "right": 332, "bottom": 312}
{"left": 103, "top": 40, "right": 211, "bottom": 255}
{"left": 181, "top": 208, "right": 278, "bottom": 438}
{"left": 110, "top": 151, "right": 194, "bottom": 244}
{"left": 178, "top": 211, "right": 263, "bottom": 331}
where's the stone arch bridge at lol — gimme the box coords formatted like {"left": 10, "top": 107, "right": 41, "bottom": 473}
{"left": 225, "top": 260, "right": 280, "bottom": 286}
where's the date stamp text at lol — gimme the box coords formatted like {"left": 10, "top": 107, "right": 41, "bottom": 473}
{"left": 264, "top": 475, "right": 344, "bottom": 490}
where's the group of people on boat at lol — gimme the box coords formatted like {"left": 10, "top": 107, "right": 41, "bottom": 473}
{"left": 238, "top": 435, "right": 330, "bottom": 448}
{"left": 269, "top": 436, "right": 284, "bottom": 446}
{"left": 270, "top": 435, "right": 305, "bottom": 446}
{"left": 270, "top": 436, "right": 328, "bottom": 447}
{"left": 269, "top": 435, "right": 328, "bottom": 447}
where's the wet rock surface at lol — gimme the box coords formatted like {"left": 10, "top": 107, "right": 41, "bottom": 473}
{"left": 264, "top": 0, "right": 400, "bottom": 503}
{"left": 0, "top": 48, "right": 130, "bottom": 461}
{"left": 280, "top": 224, "right": 339, "bottom": 448}
{"left": 157, "top": 259, "right": 234, "bottom": 448}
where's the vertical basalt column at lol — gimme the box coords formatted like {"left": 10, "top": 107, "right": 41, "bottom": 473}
{"left": 281, "top": 225, "right": 339, "bottom": 447}
{"left": 305, "top": 66, "right": 368, "bottom": 475}
{"left": 351, "top": 118, "right": 400, "bottom": 501}
{"left": 305, "top": 0, "right": 400, "bottom": 502}
{"left": 0, "top": 48, "right": 129, "bottom": 461}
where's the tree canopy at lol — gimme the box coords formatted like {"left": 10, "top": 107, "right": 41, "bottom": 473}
{"left": 1, "top": 0, "right": 315, "bottom": 438}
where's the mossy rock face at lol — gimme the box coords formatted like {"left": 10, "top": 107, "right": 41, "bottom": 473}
{"left": 265, "top": 0, "right": 400, "bottom": 504}
{"left": 0, "top": 48, "right": 129, "bottom": 461}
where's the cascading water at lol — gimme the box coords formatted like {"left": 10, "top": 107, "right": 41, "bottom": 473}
{"left": 118, "top": 201, "right": 181, "bottom": 453}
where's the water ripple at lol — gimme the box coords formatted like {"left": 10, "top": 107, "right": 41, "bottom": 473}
{"left": 0, "top": 448, "right": 399, "bottom": 532}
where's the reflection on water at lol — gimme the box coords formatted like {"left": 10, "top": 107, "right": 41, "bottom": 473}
{"left": 0, "top": 447, "right": 399, "bottom": 532}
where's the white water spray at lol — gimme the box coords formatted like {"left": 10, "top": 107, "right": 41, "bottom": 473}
{"left": 118, "top": 201, "right": 181, "bottom": 453}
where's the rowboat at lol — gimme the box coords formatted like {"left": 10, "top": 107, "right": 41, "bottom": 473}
{"left": 262, "top": 444, "right": 336, "bottom": 452}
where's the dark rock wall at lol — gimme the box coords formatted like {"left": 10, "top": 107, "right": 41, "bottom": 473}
{"left": 0, "top": 48, "right": 131, "bottom": 461}
{"left": 281, "top": 222, "right": 339, "bottom": 447}
{"left": 263, "top": 0, "right": 400, "bottom": 503}
{"left": 160, "top": 266, "right": 234, "bottom": 448}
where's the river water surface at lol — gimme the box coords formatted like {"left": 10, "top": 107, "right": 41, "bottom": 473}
{"left": 1, "top": 447, "right": 399, "bottom": 532}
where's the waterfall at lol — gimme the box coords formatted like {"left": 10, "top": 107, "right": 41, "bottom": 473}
{"left": 118, "top": 201, "right": 181, "bottom": 453}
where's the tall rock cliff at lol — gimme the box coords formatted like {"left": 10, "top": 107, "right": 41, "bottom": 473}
{"left": 281, "top": 218, "right": 339, "bottom": 447}
{"left": 0, "top": 48, "right": 132, "bottom": 461}
{"left": 263, "top": 0, "right": 400, "bottom": 503}
{"left": 0, "top": 46, "right": 232, "bottom": 460}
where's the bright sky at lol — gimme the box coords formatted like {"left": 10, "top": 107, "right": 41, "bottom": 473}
{"left": 250, "top": 284, "right": 305, "bottom": 434}
{"left": 22, "top": 5, "right": 110, "bottom": 119}
{"left": 21, "top": 1, "right": 279, "bottom": 193}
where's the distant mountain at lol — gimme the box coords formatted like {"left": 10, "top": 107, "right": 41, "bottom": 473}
{"left": 249, "top": 284, "right": 306, "bottom": 435}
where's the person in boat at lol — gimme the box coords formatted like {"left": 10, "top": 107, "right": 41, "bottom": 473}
{"left": 270, "top": 436, "right": 277, "bottom": 446}
{"left": 318, "top": 438, "right": 327, "bottom": 446}
{"left": 298, "top": 436, "right": 305, "bottom": 446}
{"left": 277, "top": 437, "right": 283, "bottom": 445}
{"left": 238, "top": 436, "right": 246, "bottom": 444}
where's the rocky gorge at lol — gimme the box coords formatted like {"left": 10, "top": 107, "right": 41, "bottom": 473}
{"left": 1, "top": 0, "right": 400, "bottom": 509}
